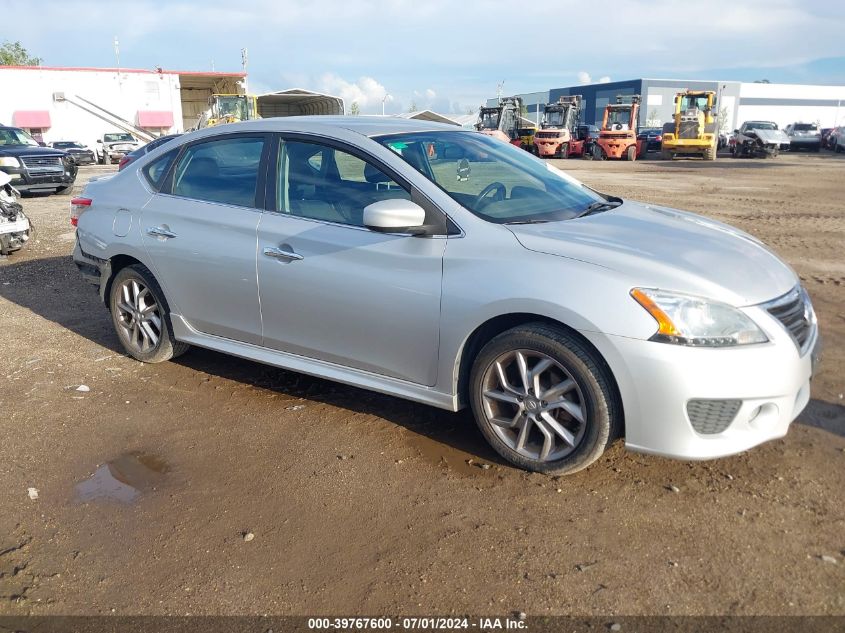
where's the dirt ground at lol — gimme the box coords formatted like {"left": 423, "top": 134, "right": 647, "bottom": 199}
{"left": 1, "top": 150, "right": 843, "bottom": 618}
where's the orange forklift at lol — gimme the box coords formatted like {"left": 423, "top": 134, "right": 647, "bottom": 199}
{"left": 476, "top": 96, "right": 523, "bottom": 146}
{"left": 593, "top": 95, "right": 646, "bottom": 161}
{"left": 534, "top": 95, "right": 583, "bottom": 158}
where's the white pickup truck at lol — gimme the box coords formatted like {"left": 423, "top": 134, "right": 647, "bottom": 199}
{"left": 731, "top": 121, "right": 791, "bottom": 158}
{"left": 95, "top": 132, "right": 141, "bottom": 165}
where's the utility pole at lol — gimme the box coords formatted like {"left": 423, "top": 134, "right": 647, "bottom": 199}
{"left": 496, "top": 80, "right": 505, "bottom": 104}
{"left": 241, "top": 48, "right": 249, "bottom": 95}
{"left": 382, "top": 93, "right": 392, "bottom": 116}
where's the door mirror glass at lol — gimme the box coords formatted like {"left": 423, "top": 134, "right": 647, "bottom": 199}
{"left": 363, "top": 199, "right": 426, "bottom": 233}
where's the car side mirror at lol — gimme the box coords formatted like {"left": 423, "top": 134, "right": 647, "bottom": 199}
{"left": 96, "top": 139, "right": 102, "bottom": 143}
{"left": 733, "top": 129, "right": 739, "bottom": 134}
{"left": 363, "top": 199, "right": 428, "bottom": 235}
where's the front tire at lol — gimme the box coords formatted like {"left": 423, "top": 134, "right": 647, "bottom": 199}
{"left": 469, "top": 324, "right": 620, "bottom": 475}
{"left": 109, "top": 264, "right": 189, "bottom": 363}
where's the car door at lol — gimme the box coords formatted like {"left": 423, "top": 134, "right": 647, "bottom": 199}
{"left": 256, "top": 135, "right": 446, "bottom": 386}
{"left": 140, "top": 133, "right": 270, "bottom": 345}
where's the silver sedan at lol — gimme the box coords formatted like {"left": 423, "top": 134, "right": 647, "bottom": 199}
{"left": 71, "top": 117, "right": 821, "bottom": 474}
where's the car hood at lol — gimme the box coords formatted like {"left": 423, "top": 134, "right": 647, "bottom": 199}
{"left": 0, "top": 146, "right": 66, "bottom": 157}
{"left": 507, "top": 201, "right": 797, "bottom": 306}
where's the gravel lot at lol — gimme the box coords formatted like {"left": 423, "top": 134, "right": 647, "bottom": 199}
{"left": 1, "top": 151, "right": 843, "bottom": 617}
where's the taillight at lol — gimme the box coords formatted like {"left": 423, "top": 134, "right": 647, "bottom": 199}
{"left": 655, "top": 135, "right": 662, "bottom": 141}
{"left": 118, "top": 156, "right": 132, "bottom": 171}
{"left": 70, "top": 197, "right": 92, "bottom": 227}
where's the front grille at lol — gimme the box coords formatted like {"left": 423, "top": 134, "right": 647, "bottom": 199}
{"left": 536, "top": 131, "right": 560, "bottom": 139}
{"left": 687, "top": 399, "right": 741, "bottom": 434}
{"left": 21, "top": 155, "right": 64, "bottom": 173}
{"left": 679, "top": 120, "right": 700, "bottom": 139}
{"left": 764, "top": 287, "right": 813, "bottom": 353}
{"left": 602, "top": 132, "right": 629, "bottom": 139}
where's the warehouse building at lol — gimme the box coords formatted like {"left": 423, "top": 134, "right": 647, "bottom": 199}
{"left": 0, "top": 65, "right": 248, "bottom": 149}
{"left": 0, "top": 65, "right": 344, "bottom": 151}
{"left": 488, "top": 79, "right": 845, "bottom": 131}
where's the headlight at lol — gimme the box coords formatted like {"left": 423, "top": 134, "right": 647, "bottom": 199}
{"left": 631, "top": 288, "right": 768, "bottom": 347}
{"left": 0, "top": 157, "right": 21, "bottom": 167}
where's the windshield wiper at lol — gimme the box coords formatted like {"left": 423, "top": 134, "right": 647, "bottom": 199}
{"left": 504, "top": 218, "right": 551, "bottom": 225}
{"left": 573, "top": 199, "right": 623, "bottom": 219}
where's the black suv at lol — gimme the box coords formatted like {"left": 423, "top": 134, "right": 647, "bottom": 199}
{"left": 0, "top": 127, "right": 78, "bottom": 195}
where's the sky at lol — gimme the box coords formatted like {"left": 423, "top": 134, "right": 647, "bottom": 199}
{"left": 8, "top": 0, "right": 845, "bottom": 114}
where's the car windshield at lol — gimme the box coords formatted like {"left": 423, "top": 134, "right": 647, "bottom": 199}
{"left": 104, "top": 133, "right": 135, "bottom": 142}
{"left": 749, "top": 122, "right": 777, "bottom": 131}
{"left": 376, "top": 131, "right": 604, "bottom": 224}
{"left": 793, "top": 123, "right": 817, "bottom": 131}
{"left": 54, "top": 142, "right": 84, "bottom": 149}
{"left": 0, "top": 128, "right": 39, "bottom": 147}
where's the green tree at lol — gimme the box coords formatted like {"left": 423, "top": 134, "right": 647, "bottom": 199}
{"left": 349, "top": 101, "right": 360, "bottom": 115}
{"left": 0, "top": 41, "right": 41, "bottom": 66}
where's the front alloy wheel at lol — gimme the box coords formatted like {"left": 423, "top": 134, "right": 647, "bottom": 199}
{"left": 480, "top": 349, "right": 586, "bottom": 461}
{"left": 470, "top": 324, "right": 620, "bottom": 475}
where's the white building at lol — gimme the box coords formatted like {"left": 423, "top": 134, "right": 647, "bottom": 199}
{"left": 0, "top": 65, "right": 246, "bottom": 149}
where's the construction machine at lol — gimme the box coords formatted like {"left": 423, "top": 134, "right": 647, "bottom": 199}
{"left": 660, "top": 90, "right": 718, "bottom": 160}
{"left": 594, "top": 95, "right": 645, "bottom": 161}
{"left": 534, "top": 95, "right": 583, "bottom": 158}
{"left": 196, "top": 94, "right": 259, "bottom": 129}
{"left": 476, "top": 96, "right": 523, "bottom": 146}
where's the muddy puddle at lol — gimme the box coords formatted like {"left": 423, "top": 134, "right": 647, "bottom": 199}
{"left": 76, "top": 452, "right": 169, "bottom": 504}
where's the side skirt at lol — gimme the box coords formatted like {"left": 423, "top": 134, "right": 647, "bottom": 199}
{"left": 170, "top": 315, "right": 459, "bottom": 412}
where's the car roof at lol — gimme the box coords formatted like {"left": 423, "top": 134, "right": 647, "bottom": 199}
{"left": 189, "top": 116, "right": 467, "bottom": 139}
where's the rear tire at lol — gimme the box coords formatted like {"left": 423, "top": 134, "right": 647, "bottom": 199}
{"left": 704, "top": 144, "right": 717, "bottom": 161}
{"left": 559, "top": 143, "right": 569, "bottom": 159}
{"left": 593, "top": 145, "right": 606, "bottom": 160}
{"left": 469, "top": 323, "right": 620, "bottom": 476}
{"left": 108, "top": 264, "right": 190, "bottom": 364}
{"left": 626, "top": 145, "right": 637, "bottom": 161}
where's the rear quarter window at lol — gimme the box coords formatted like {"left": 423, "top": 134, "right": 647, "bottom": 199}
{"left": 142, "top": 147, "right": 180, "bottom": 191}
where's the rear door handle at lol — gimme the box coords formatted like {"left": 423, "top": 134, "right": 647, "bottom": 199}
{"left": 263, "top": 246, "right": 303, "bottom": 262}
{"left": 146, "top": 226, "right": 177, "bottom": 239}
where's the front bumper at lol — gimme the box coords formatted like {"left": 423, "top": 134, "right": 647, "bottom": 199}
{"left": 581, "top": 317, "right": 820, "bottom": 460}
{"left": 0, "top": 166, "right": 75, "bottom": 193}
{"left": 69, "top": 152, "right": 96, "bottom": 165}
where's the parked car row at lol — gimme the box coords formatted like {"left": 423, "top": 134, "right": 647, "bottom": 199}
{"left": 0, "top": 127, "right": 180, "bottom": 196}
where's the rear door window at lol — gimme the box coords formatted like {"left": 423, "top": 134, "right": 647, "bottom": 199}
{"left": 170, "top": 136, "right": 265, "bottom": 208}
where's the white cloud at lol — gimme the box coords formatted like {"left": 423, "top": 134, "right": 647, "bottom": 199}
{"left": 598, "top": 76, "right": 611, "bottom": 84}
{"left": 316, "top": 73, "right": 389, "bottom": 111}
{"left": 577, "top": 71, "right": 592, "bottom": 85}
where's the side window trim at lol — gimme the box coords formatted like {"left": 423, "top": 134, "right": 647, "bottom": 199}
{"left": 159, "top": 132, "right": 271, "bottom": 210}
{"left": 266, "top": 132, "right": 455, "bottom": 235}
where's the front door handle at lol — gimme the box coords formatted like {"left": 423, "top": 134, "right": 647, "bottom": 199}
{"left": 263, "top": 246, "right": 303, "bottom": 262}
{"left": 146, "top": 226, "right": 177, "bottom": 239}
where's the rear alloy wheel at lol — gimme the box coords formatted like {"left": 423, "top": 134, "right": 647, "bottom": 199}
{"left": 470, "top": 324, "right": 619, "bottom": 475}
{"left": 109, "top": 264, "right": 189, "bottom": 363}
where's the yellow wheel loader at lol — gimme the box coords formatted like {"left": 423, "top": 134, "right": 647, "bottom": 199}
{"left": 660, "top": 90, "right": 718, "bottom": 160}
{"left": 197, "top": 94, "right": 259, "bottom": 129}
